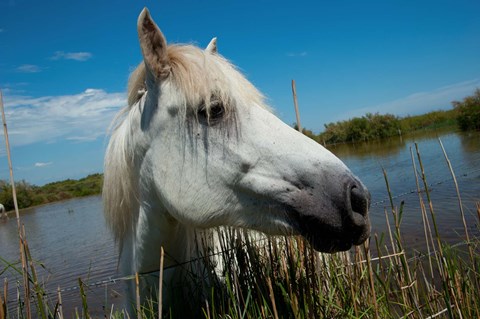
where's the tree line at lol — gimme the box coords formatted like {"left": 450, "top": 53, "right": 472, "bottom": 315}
{"left": 300, "top": 89, "right": 480, "bottom": 145}
{"left": 0, "top": 173, "right": 102, "bottom": 212}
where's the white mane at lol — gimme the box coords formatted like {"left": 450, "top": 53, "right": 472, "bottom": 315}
{"left": 103, "top": 44, "right": 267, "bottom": 245}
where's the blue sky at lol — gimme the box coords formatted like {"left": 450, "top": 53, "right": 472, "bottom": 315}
{"left": 1, "top": 0, "right": 479, "bottom": 185}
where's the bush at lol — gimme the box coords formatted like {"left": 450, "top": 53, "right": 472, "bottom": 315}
{"left": 453, "top": 88, "right": 480, "bottom": 131}
{"left": 0, "top": 174, "right": 103, "bottom": 210}
{"left": 319, "top": 113, "right": 401, "bottom": 144}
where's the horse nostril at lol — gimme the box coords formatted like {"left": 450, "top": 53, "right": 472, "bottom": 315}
{"left": 350, "top": 186, "right": 370, "bottom": 217}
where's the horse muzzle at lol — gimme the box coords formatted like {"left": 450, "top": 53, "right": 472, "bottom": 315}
{"left": 289, "top": 177, "right": 371, "bottom": 253}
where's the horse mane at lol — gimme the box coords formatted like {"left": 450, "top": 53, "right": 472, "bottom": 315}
{"left": 103, "top": 44, "right": 267, "bottom": 244}
{"left": 127, "top": 62, "right": 147, "bottom": 107}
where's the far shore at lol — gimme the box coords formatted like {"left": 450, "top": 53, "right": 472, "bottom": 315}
{"left": 1, "top": 193, "right": 102, "bottom": 218}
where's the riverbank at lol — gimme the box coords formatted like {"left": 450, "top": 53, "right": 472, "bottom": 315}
{"left": 301, "top": 109, "right": 458, "bottom": 145}
{"left": 0, "top": 173, "right": 102, "bottom": 212}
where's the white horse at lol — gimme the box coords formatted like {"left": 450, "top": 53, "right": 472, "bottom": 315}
{"left": 103, "top": 7, "right": 370, "bottom": 314}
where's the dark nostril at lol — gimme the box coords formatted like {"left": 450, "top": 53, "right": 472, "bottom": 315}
{"left": 350, "top": 186, "right": 369, "bottom": 217}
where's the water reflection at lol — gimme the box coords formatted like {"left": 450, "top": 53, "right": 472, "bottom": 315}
{"left": 459, "top": 131, "right": 480, "bottom": 153}
{"left": 328, "top": 136, "right": 406, "bottom": 159}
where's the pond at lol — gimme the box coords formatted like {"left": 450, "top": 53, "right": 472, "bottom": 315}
{"left": 1, "top": 129, "right": 479, "bottom": 316}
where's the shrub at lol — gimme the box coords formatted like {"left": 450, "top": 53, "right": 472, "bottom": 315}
{"left": 453, "top": 88, "right": 480, "bottom": 131}
{"left": 319, "top": 113, "right": 400, "bottom": 144}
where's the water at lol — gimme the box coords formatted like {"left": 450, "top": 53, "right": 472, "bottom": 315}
{"left": 0, "top": 196, "right": 122, "bottom": 317}
{"left": 329, "top": 129, "right": 480, "bottom": 249}
{"left": 0, "top": 130, "right": 479, "bottom": 315}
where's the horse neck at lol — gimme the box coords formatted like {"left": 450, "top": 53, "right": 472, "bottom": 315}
{"left": 132, "top": 197, "right": 204, "bottom": 274}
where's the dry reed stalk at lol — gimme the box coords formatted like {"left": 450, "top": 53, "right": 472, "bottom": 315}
{"left": 414, "top": 144, "right": 461, "bottom": 316}
{"left": 349, "top": 273, "right": 359, "bottom": 317}
{"left": 438, "top": 138, "right": 479, "bottom": 294}
{"left": 415, "top": 143, "right": 458, "bottom": 315}
{"left": 477, "top": 202, "right": 480, "bottom": 223}
{"left": 267, "top": 277, "right": 279, "bottom": 319}
{"left": 57, "top": 286, "right": 64, "bottom": 319}
{"left": 343, "top": 250, "right": 405, "bottom": 267}
{"left": 363, "top": 240, "right": 379, "bottom": 319}
{"left": 410, "top": 147, "right": 436, "bottom": 279}
{"left": 0, "top": 90, "right": 32, "bottom": 319}
{"left": 438, "top": 139, "right": 471, "bottom": 244}
{"left": 373, "top": 233, "right": 389, "bottom": 313}
{"left": 204, "top": 299, "right": 211, "bottom": 319}
{"left": 282, "top": 240, "right": 299, "bottom": 318}
{"left": 353, "top": 245, "right": 364, "bottom": 279}
{"left": 425, "top": 306, "right": 451, "bottom": 319}
{"left": 134, "top": 272, "right": 142, "bottom": 318}
{"left": 414, "top": 144, "right": 444, "bottom": 262}
{"left": 384, "top": 208, "right": 400, "bottom": 266}
{"left": 291, "top": 80, "right": 302, "bottom": 132}
{"left": 158, "top": 247, "right": 164, "bottom": 319}
{"left": 1, "top": 278, "right": 6, "bottom": 319}
{"left": 109, "top": 304, "right": 115, "bottom": 319}
{"left": 413, "top": 143, "right": 449, "bottom": 299}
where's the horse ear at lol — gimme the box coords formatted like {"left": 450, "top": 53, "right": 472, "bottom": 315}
{"left": 137, "top": 8, "right": 170, "bottom": 79}
{"left": 206, "top": 37, "right": 218, "bottom": 54}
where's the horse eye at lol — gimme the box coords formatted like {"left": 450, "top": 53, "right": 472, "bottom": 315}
{"left": 209, "top": 103, "right": 224, "bottom": 119}
{"left": 197, "top": 101, "right": 225, "bottom": 124}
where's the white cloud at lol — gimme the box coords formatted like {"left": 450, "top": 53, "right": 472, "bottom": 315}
{"left": 16, "top": 64, "right": 42, "bottom": 73}
{"left": 51, "top": 51, "right": 92, "bottom": 61}
{"left": 342, "top": 79, "right": 480, "bottom": 120}
{"left": 1, "top": 89, "right": 126, "bottom": 147}
{"left": 35, "top": 162, "right": 52, "bottom": 167}
{"left": 286, "top": 51, "right": 308, "bottom": 57}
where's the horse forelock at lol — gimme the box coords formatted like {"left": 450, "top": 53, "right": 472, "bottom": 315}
{"left": 105, "top": 43, "right": 270, "bottom": 244}
{"left": 171, "top": 45, "right": 268, "bottom": 114}
{"left": 127, "top": 44, "right": 268, "bottom": 111}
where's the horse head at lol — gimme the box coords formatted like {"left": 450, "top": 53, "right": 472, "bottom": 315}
{"left": 104, "top": 8, "right": 370, "bottom": 262}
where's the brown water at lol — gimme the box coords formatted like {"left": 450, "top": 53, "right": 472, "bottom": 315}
{"left": 0, "top": 129, "right": 479, "bottom": 316}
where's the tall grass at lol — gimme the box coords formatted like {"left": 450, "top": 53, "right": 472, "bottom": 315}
{"left": 1, "top": 143, "right": 479, "bottom": 319}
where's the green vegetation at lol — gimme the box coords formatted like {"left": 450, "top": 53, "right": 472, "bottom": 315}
{"left": 319, "top": 112, "right": 402, "bottom": 144}
{"left": 299, "top": 89, "right": 479, "bottom": 145}
{"left": 303, "top": 110, "right": 457, "bottom": 145}
{"left": 453, "top": 88, "right": 480, "bottom": 131}
{"left": 400, "top": 109, "right": 457, "bottom": 132}
{"left": 0, "top": 173, "right": 102, "bottom": 211}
